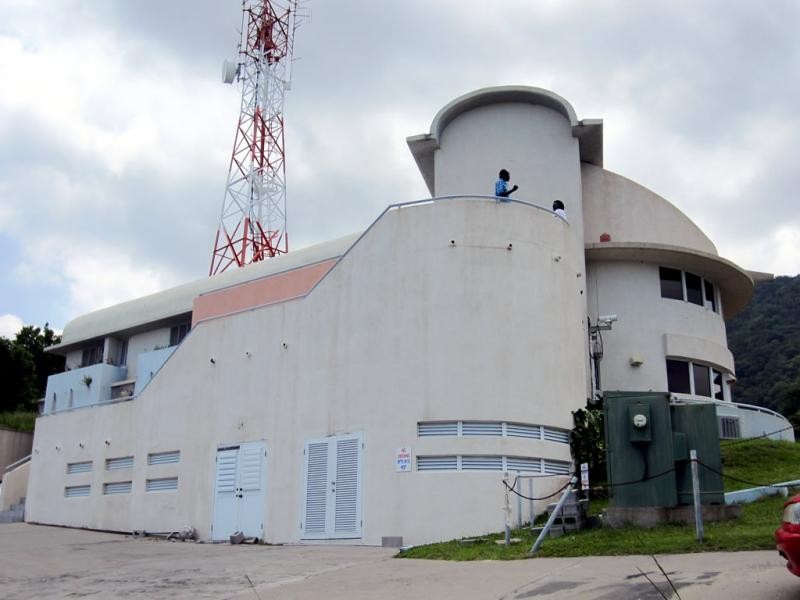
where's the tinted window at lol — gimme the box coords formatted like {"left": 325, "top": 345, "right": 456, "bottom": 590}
{"left": 666, "top": 359, "right": 691, "bottom": 394}
{"left": 712, "top": 369, "right": 724, "bottom": 400}
{"left": 704, "top": 280, "right": 717, "bottom": 312}
{"left": 685, "top": 272, "right": 703, "bottom": 306}
{"left": 693, "top": 363, "right": 711, "bottom": 397}
{"left": 660, "top": 267, "right": 683, "bottom": 300}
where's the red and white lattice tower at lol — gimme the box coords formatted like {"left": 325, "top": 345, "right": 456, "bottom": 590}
{"left": 210, "top": 0, "right": 304, "bottom": 275}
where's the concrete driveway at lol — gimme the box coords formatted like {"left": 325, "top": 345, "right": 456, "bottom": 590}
{"left": 0, "top": 523, "right": 798, "bottom": 599}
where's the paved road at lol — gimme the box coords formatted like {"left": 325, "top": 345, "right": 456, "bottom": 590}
{"left": 0, "top": 523, "right": 798, "bottom": 599}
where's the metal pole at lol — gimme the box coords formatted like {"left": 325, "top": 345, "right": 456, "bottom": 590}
{"left": 690, "top": 449, "right": 704, "bottom": 542}
{"left": 528, "top": 477, "right": 534, "bottom": 526}
{"left": 503, "top": 472, "right": 511, "bottom": 546}
{"left": 530, "top": 477, "right": 577, "bottom": 554}
{"left": 516, "top": 472, "right": 522, "bottom": 530}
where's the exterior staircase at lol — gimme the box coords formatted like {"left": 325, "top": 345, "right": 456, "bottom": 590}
{"left": 0, "top": 496, "right": 25, "bottom": 523}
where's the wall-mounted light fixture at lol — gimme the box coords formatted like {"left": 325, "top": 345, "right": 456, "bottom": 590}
{"left": 210, "top": 358, "right": 216, "bottom": 364}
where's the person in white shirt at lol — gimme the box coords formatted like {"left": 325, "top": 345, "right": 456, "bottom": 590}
{"left": 553, "top": 199, "right": 567, "bottom": 222}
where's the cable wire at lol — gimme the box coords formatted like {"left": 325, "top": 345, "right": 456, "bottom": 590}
{"left": 503, "top": 476, "right": 574, "bottom": 501}
{"left": 696, "top": 459, "right": 799, "bottom": 489}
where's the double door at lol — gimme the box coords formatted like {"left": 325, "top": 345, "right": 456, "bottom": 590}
{"left": 302, "top": 433, "right": 363, "bottom": 539}
{"left": 211, "top": 441, "right": 267, "bottom": 541}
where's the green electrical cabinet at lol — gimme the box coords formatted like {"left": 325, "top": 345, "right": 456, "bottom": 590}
{"left": 604, "top": 392, "right": 724, "bottom": 508}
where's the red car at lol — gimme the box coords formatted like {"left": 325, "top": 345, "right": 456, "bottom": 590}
{"left": 776, "top": 494, "right": 800, "bottom": 576}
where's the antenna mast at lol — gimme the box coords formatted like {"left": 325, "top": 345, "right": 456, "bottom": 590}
{"left": 210, "top": 0, "right": 304, "bottom": 275}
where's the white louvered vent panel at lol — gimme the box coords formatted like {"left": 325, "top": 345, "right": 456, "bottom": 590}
{"left": 417, "top": 422, "right": 458, "bottom": 437}
{"left": 333, "top": 438, "right": 359, "bottom": 534}
{"left": 239, "top": 446, "right": 263, "bottom": 491}
{"left": 66, "top": 461, "right": 92, "bottom": 474}
{"left": 304, "top": 442, "right": 329, "bottom": 535}
{"left": 146, "top": 477, "right": 178, "bottom": 492}
{"left": 542, "top": 428, "right": 571, "bottom": 444}
{"left": 543, "top": 460, "right": 572, "bottom": 475}
{"left": 215, "top": 450, "right": 238, "bottom": 494}
{"left": 718, "top": 416, "right": 741, "bottom": 440}
{"left": 103, "top": 481, "right": 132, "bottom": 495}
{"left": 461, "top": 455, "right": 503, "bottom": 471}
{"left": 462, "top": 422, "right": 503, "bottom": 437}
{"left": 505, "top": 423, "right": 542, "bottom": 440}
{"left": 148, "top": 451, "right": 180, "bottom": 465}
{"left": 505, "top": 456, "right": 542, "bottom": 473}
{"left": 64, "top": 485, "right": 91, "bottom": 498}
{"left": 417, "top": 456, "right": 457, "bottom": 471}
{"left": 106, "top": 456, "right": 134, "bottom": 470}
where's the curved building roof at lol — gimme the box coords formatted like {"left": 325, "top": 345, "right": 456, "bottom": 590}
{"left": 50, "top": 233, "right": 360, "bottom": 353}
{"left": 407, "top": 85, "right": 603, "bottom": 195}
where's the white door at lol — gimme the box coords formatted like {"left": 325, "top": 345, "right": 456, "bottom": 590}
{"left": 211, "top": 441, "right": 267, "bottom": 541}
{"left": 302, "top": 433, "right": 363, "bottom": 539}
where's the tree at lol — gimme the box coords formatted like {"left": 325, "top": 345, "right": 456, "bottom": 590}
{"left": 13, "top": 323, "right": 63, "bottom": 399}
{"left": 0, "top": 337, "right": 37, "bottom": 412}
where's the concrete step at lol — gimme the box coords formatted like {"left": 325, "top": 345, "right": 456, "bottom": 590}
{"left": 0, "top": 513, "right": 24, "bottom": 524}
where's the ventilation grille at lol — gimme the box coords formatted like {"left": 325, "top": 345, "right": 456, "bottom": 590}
{"left": 148, "top": 451, "right": 180, "bottom": 465}
{"left": 417, "top": 422, "right": 458, "bottom": 437}
{"left": 64, "top": 485, "right": 91, "bottom": 498}
{"left": 146, "top": 477, "right": 178, "bottom": 492}
{"left": 543, "top": 460, "right": 571, "bottom": 475}
{"left": 417, "top": 456, "right": 458, "bottom": 471}
{"left": 506, "top": 423, "right": 542, "bottom": 439}
{"left": 543, "top": 428, "right": 571, "bottom": 444}
{"left": 461, "top": 455, "right": 503, "bottom": 471}
{"left": 416, "top": 421, "right": 569, "bottom": 444}
{"left": 718, "top": 416, "right": 741, "bottom": 440}
{"left": 506, "top": 456, "right": 542, "bottom": 473}
{"left": 66, "top": 461, "right": 92, "bottom": 475}
{"left": 106, "top": 456, "right": 134, "bottom": 470}
{"left": 103, "top": 481, "right": 132, "bottom": 495}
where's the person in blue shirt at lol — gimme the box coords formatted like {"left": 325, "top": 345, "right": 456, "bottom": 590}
{"left": 494, "top": 169, "right": 518, "bottom": 201}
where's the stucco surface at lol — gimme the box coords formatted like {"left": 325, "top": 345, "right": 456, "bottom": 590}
{"left": 0, "top": 429, "right": 32, "bottom": 473}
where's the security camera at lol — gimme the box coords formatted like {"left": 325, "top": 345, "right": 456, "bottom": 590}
{"left": 598, "top": 314, "right": 618, "bottom": 323}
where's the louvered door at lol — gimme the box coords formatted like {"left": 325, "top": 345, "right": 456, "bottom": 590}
{"left": 211, "top": 442, "right": 267, "bottom": 541}
{"left": 302, "top": 433, "right": 362, "bottom": 539}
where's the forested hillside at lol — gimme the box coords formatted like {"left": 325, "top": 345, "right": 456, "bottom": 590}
{"left": 727, "top": 275, "right": 800, "bottom": 429}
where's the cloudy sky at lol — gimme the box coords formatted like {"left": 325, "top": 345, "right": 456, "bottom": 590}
{"left": 1, "top": 0, "right": 798, "bottom": 337}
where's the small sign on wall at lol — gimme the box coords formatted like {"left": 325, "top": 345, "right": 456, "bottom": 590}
{"left": 580, "top": 462, "right": 589, "bottom": 488}
{"left": 396, "top": 447, "right": 412, "bottom": 472}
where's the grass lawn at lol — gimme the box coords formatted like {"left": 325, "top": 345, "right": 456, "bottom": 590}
{"left": 398, "top": 439, "right": 800, "bottom": 560}
{"left": 0, "top": 411, "right": 37, "bottom": 433}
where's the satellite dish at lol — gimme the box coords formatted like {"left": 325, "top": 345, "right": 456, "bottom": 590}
{"left": 222, "top": 59, "right": 238, "bottom": 84}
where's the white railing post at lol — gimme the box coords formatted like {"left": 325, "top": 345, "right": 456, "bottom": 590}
{"left": 690, "top": 449, "right": 704, "bottom": 542}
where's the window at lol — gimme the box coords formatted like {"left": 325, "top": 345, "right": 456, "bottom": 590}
{"left": 659, "top": 267, "right": 719, "bottom": 313}
{"left": 117, "top": 339, "right": 128, "bottom": 367}
{"left": 667, "top": 359, "right": 727, "bottom": 399}
{"left": 169, "top": 323, "right": 191, "bottom": 347}
{"left": 81, "top": 342, "right": 104, "bottom": 367}
{"left": 659, "top": 267, "right": 683, "bottom": 300}
{"left": 666, "top": 359, "right": 691, "bottom": 394}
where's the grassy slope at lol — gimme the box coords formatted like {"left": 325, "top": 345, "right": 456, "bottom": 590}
{"left": 0, "top": 411, "right": 36, "bottom": 433}
{"left": 399, "top": 440, "right": 800, "bottom": 560}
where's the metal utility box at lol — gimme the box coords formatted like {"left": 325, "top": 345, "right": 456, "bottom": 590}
{"left": 604, "top": 392, "right": 677, "bottom": 508}
{"left": 604, "top": 392, "right": 724, "bottom": 508}
{"left": 671, "top": 403, "right": 724, "bottom": 505}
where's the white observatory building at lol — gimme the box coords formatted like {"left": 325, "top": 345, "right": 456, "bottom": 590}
{"left": 25, "top": 86, "right": 792, "bottom": 546}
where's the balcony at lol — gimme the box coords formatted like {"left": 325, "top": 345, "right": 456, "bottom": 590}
{"left": 134, "top": 346, "right": 177, "bottom": 396}
{"left": 43, "top": 363, "right": 128, "bottom": 414}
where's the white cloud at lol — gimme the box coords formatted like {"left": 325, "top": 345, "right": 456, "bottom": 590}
{"left": 0, "top": 314, "right": 24, "bottom": 339}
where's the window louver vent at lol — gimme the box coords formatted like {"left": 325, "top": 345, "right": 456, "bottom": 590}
{"left": 506, "top": 423, "right": 542, "bottom": 439}
{"left": 417, "top": 422, "right": 458, "bottom": 436}
{"left": 103, "top": 481, "right": 132, "bottom": 495}
{"left": 417, "top": 456, "right": 458, "bottom": 471}
{"left": 462, "top": 422, "right": 503, "bottom": 437}
{"left": 146, "top": 477, "right": 178, "bottom": 492}
{"left": 106, "top": 456, "right": 134, "bottom": 470}
{"left": 66, "top": 461, "right": 92, "bottom": 474}
{"left": 543, "top": 460, "right": 571, "bottom": 475}
{"left": 543, "top": 428, "right": 570, "bottom": 444}
{"left": 148, "top": 450, "right": 181, "bottom": 465}
{"left": 461, "top": 455, "right": 503, "bottom": 471}
{"left": 718, "top": 416, "right": 741, "bottom": 440}
{"left": 64, "top": 485, "right": 91, "bottom": 498}
{"left": 506, "top": 456, "right": 542, "bottom": 473}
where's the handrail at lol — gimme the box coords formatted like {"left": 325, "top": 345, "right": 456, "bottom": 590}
{"left": 670, "top": 395, "right": 790, "bottom": 421}
{"left": 4, "top": 454, "right": 31, "bottom": 474}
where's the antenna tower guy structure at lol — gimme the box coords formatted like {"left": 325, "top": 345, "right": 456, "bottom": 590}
{"left": 210, "top": 0, "right": 305, "bottom": 275}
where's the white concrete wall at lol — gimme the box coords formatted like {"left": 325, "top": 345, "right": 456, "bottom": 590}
{"left": 0, "top": 459, "right": 30, "bottom": 511}
{"left": 27, "top": 198, "right": 587, "bottom": 546}
{"left": 126, "top": 328, "right": 171, "bottom": 377}
{"left": 43, "top": 364, "right": 128, "bottom": 414}
{"left": 586, "top": 261, "right": 731, "bottom": 394}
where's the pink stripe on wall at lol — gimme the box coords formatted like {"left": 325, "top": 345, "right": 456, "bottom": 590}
{"left": 192, "top": 259, "right": 338, "bottom": 325}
